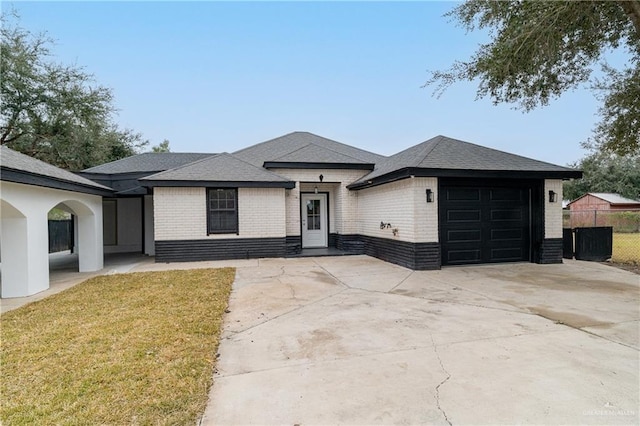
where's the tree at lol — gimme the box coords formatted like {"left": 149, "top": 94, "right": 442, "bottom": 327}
{"left": 427, "top": 1, "right": 640, "bottom": 155}
{"left": 0, "top": 15, "right": 147, "bottom": 170}
{"left": 151, "top": 139, "right": 171, "bottom": 153}
{"left": 563, "top": 149, "right": 640, "bottom": 201}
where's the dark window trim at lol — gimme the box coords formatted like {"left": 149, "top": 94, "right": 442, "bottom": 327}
{"left": 206, "top": 188, "right": 239, "bottom": 235}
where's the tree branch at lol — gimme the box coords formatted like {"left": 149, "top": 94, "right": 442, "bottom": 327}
{"left": 618, "top": 0, "right": 640, "bottom": 36}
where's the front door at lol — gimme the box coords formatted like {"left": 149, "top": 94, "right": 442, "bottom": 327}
{"left": 301, "top": 193, "right": 328, "bottom": 248}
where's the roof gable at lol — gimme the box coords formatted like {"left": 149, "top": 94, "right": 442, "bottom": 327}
{"left": 140, "top": 153, "right": 294, "bottom": 188}
{"left": 0, "top": 145, "right": 113, "bottom": 195}
{"left": 233, "top": 131, "right": 384, "bottom": 167}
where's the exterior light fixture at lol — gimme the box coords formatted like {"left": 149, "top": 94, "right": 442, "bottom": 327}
{"left": 426, "top": 189, "right": 434, "bottom": 203}
{"left": 314, "top": 186, "right": 318, "bottom": 194}
{"left": 319, "top": 174, "right": 324, "bottom": 182}
{"left": 548, "top": 190, "right": 557, "bottom": 203}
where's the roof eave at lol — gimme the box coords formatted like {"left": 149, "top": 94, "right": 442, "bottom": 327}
{"left": 139, "top": 179, "right": 296, "bottom": 189}
{"left": 1, "top": 167, "right": 115, "bottom": 196}
{"left": 348, "top": 168, "right": 583, "bottom": 190}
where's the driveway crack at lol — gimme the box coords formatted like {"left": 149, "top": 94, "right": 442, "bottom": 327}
{"left": 430, "top": 335, "right": 452, "bottom": 426}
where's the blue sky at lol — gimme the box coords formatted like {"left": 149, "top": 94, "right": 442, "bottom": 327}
{"left": 8, "top": 1, "right": 607, "bottom": 166}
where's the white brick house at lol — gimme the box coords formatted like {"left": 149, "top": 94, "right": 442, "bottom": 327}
{"left": 80, "top": 132, "right": 581, "bottom": 269}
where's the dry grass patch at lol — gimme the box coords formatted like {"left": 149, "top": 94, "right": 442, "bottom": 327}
{"left": 1, "top": 268, "right": 234, "bottom": 425}
{"left": 613, "top": 233, "right": 640, "bottom": 265}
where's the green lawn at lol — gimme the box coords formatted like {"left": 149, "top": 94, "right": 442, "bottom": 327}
{"left": 613, "top": 233, "right": 640, "bottom": 265}
{"left": 1, "top": 268, "right": 234, "bottom": 425}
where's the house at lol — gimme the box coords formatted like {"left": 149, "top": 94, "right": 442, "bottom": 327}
{"left": 567, "top": 193, "right": 640, "bottom": 211}
{"left": 0, "top": 146, "right": 112, "bottom": 297}
{"left": 566, "top": 192, "right": 640, "bottom": 229}
{"left": 84, "top": 132, "right": 581, "bottom": 270}
{"left": 77, "top": 152, "right": 215, "bottom": 256}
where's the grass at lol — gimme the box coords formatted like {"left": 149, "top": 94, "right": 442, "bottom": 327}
{"left": 613, "top": 233, "right": 640, "bottom": 265}
{"left": 1, "top": 268, "right": 234, "bottom": 425}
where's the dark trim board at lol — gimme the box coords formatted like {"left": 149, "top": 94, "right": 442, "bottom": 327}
{"left": 1, "top": 168, "right": 114, "bottom": 196}
{"left": 140, "top": 180, "right": 295, "bottom": 189}
{"left": 348, "top": 167, "right": 582, "bottom": 190}
{"left": 155, "top": 237, "right": 286, "bottom": 262}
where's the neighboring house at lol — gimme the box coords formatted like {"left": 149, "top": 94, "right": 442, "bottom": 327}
{"left": 567, "top": 193, "right": 640, "bottom": 211}
{"left": 0, "top": 146, "right": 112, "bottom": 297}
{"left": 566, "top": 192, "right": 640, "bottom": 229}
{"left": 85, "top": 132, "right": 581, "bottom": 270}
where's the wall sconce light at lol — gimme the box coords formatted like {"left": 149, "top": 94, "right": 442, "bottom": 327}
{"left": 314, "top": 185, "right": 318, "bottom": 194}
{"left": 548, "top": 190, "right": 557, "bottom": 203}
{"left": 426, "top": 189, "right": 434, "bottom": 203}
{"left": 319, "top": 174, "right": 324, "bottom": 182}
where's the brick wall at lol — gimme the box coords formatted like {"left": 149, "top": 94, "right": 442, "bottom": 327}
{"left": 154, "top": 186, "right": 286, "bottom": 240}
{"left": 544, "top": 179, "right": 563, "bottom": 239}
{"left": 356, "top": 177, "right": 438, "bottom": 243}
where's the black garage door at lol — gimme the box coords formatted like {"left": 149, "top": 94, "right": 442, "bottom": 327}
{"left": 439, "top": 183, "right": 531, "bottom": 265}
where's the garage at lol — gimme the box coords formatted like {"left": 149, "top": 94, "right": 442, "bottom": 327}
{"left": 439, "top": 179, "right": 536, "bottom": 266}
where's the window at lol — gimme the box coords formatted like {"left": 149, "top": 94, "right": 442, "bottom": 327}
{"left": 207, "top": 188, "right": 238, "bottom": 234}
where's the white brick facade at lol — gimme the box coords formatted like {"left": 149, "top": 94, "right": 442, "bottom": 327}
{"left": 153, "top": 187, "right": 285, "bottom": 240}
{"left": 544, "top": 179, "right": 564, "bottom": 238}
{"left": 273, "top": 169, "right": 370, "bottom": 236}
{"left": 357, "top": 177, "right": 438, "bottom": 243}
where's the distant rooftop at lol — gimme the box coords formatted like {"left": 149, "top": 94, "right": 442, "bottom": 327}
{"left": 585, "top": 193, "right": 640, "bottom": 205}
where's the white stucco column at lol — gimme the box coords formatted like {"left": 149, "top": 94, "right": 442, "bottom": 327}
{"left": 76, "top": 211, "right": 103, "bottom": 272}
{"left": 0, "top": 203, "right": 49, "bottom": 297}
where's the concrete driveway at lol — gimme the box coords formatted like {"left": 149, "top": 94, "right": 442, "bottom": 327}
{"left": 201, "top": 256, "right": 639, "bottom": 425}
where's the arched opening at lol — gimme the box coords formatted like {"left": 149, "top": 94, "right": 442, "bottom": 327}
{"left": 47, "top": 199, "right": 101, "bottom": 274}
{"left": 48, "top": 202, "right": 78, "bottom": 274}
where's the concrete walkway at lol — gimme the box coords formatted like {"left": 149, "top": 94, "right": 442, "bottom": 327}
{"left": 200, "top": 256, "right": 639, "bottom": 425}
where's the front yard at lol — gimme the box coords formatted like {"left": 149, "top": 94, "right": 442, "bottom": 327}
{"left": 1, "top": 268, "right": 234, "bottom": 425}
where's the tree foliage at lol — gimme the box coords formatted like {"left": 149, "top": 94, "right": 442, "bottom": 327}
{"left": 563, "top": 150, "right": 640, "bottom": 201}
{"left": 428, "top": 1, "right": 640, "bottom": 155}
{"left": 0, "top": 15, "right": 147, "bottom": 170}
{"left": 151, "top": 139, "right": 171, "bottom": 153}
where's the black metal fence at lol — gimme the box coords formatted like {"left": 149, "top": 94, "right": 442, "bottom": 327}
{"left": 563, "top": 210, "right": 640, "bottom": 265}
{"left": 48, "top": 219, "right": 73, "bottom": 253}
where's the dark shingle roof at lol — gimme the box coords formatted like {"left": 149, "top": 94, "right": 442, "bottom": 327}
{"left": 140, "top": 153, "right": 294, "bottom": 188}
{"left": 0, "top": 145, "right": 112, "bottom": 193}
{"left": 82, "top": 152, "right": 215, "bottom": 174}
{"left": 352, "top": 135, "right": 581, "bottom": 186}
{"left": 268, "top": 143, "right": 374, "bottom": 165}
{"left": 233, "top": 131, "right": 384, "bottom": 166}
